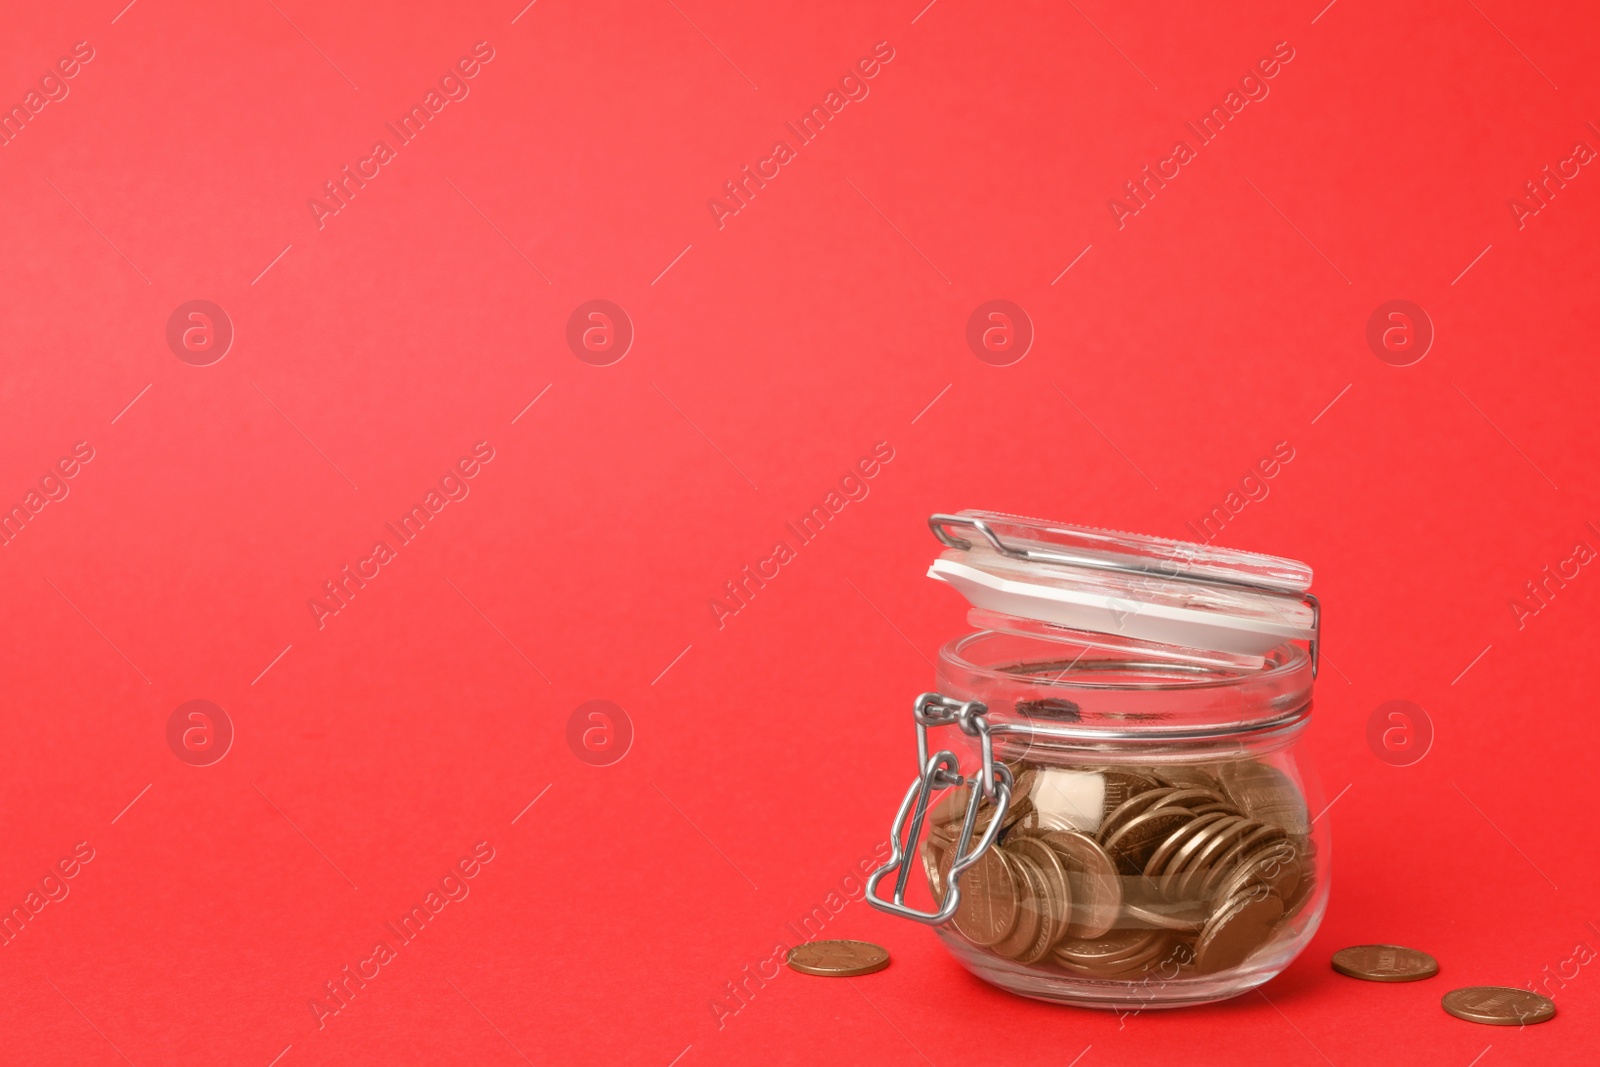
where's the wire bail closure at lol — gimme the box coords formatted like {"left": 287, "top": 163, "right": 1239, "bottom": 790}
{"left": 865, "top": 694, "right": 1013, "bottom": 925}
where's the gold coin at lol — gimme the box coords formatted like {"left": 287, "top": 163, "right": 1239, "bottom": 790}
{"left": 1331, "top": 945, "right": 1439, "bottom": 982}
{"left": 1442, "top": 986, "right": 1556, "bottom": 1026}
{"left": 786, "top": 940, "right": 890, "bottom": 977}
{"left": 1194, "top": 888, "right": 1284, "bottom": 974}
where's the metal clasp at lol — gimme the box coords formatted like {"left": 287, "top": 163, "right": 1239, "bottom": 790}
{"left": 865, "top": 694, "right": 1013, "bottom": 925}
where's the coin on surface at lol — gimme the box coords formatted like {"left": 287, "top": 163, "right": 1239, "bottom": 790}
{"left": 1039, "top": 830, "right": 1122, "bottom": 939}
{"left": 945, "top": 845, "right": 1018, "bottom": 947}
{"left": 1442, "top": 986, "right": 1556, "bottom": 1026}
{"left": 1331, "top": 945, "right": 1439, "bottom": 982}
{"left": 786, "top": 940, "right": 890, "bottom": 977}
{"left": 1194, "top": 888, "right": 1284, "bottom": 974}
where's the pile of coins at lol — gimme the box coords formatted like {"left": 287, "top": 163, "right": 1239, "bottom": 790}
{"left": 922, "top": 758, "right": 1317, "bottom": 980}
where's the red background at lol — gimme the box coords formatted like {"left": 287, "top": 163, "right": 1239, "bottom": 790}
{"left": 3, "top": 1, "right": 1598, "bottom": 1064}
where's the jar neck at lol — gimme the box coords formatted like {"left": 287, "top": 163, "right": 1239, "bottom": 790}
{"left": 936, "top": 628, "right": 1314, "bottom": 741}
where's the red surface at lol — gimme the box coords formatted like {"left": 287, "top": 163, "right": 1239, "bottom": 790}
{"left": 3, "top": 1, "right": 1598, "bottom": 1064}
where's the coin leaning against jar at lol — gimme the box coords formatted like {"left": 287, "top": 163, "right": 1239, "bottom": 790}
{"left": 923, "top": 757, "right": 1317, "bottom": 980}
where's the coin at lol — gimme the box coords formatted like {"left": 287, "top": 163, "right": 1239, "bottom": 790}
{"left": 1254, "top": 839, "right": 1305, "bottom": 901}
{"left": 1103, "top": 807, "right": 1198, "bottom": 874}
{"left": 786, "top": 940, "right": 891, "bottom": 977}
{"left": 994, "top": 852, "right": 1056, "bottom": 964}
{"left": 1442, "top": 986, "right": 1556, "bottom": 1026}
{"left": 1057, "top": 930, "right": 1172, "bottom": 976}
{"left": 1100, "top": 770, "right": 1160, "bottom": 817}
{"left": 1194, "top": 888, "right": 1284, "bottom": 974}
{"left": 1210, "top": 839, "right": 1300, "bottom": 907}
{"left": 1154, "top": 765, "right": 1221, "bottom": 791}
{"left": 992, "top": 857, "right": 1043, "bottom": 966}
{"left": 1331, "top": 945, "right": 1439, "bottom": 983}
{"left": 1054, "top": 928, "right": 1161, "bottom": 967}
{"left": 1123, "top": 897, "right": 1208, "bottom": 933}
{"left": 1197, "top": 823, "right": 1289, "bottom": 900}
{"left": 997, "top": 768, "right": 1039, "bottom": 832}
{"left": 1189, "top": 800, "right": 1244, "bottom": 817}
{"left": 943, "top": 842, "right": 1019, "bottom": 947}
{"left": 921, "top": 839, "right": 947, "bottom": 900}
{"left": 1151, "top": 788, "right": 1227, "bottom": 811}
{"left": 1218, "top": 760, "right": 1311, "bottom": 835}
{"left": 1005, "top": 836, "right": 1073, "bottom": 949}
{"left": 1145, "top": 811, "right": 1232, "bottom": 881}
{"left": 1038, "top": 830, "right": 1122, "bottom": 939}
{"left": 1282, "top": 855, "right": 1317, "bottom": 918}
{"left": 1159, "top": 815, "right": 1250, "bottom": 899}
{"left": 930, "top": 785, "right": 972, "bottom": 826}
{"left": 1098, "top": 787, "right": 1178, "bottom": 843}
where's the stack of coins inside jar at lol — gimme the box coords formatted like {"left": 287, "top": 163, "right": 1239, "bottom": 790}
{"left": 922, "top": 758, "right": 1317, "bottom": 980}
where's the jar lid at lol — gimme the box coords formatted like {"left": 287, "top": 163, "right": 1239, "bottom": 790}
{"left": 926, "top": 511, "right": 1318, "bottom": 667}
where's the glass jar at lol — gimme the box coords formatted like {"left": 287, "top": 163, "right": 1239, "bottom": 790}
{"left": 867, "top": 512, "right": 1326, "bottom": 1010}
